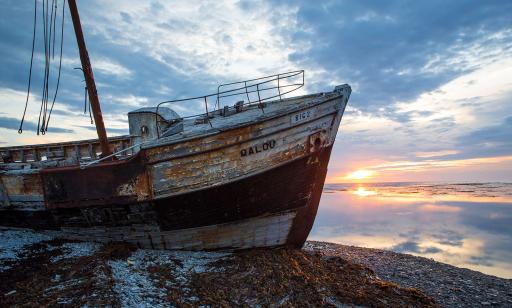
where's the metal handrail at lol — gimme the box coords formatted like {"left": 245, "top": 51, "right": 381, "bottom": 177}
{"left": 216, "top": 70, "right": 303, "bottom": 105}
{"left": 155, "top": 70, "right": 304, "bottom": 138}
{"left": 79, "top": 142, "right": 140, "bottom": 169}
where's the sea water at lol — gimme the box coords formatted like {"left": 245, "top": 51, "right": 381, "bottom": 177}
{"left": 310, "top": 183, "right": 512, "bottom": 279}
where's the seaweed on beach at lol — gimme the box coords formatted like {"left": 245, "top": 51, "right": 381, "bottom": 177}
{"left": 0, "top": 241, "right": 132, "bottom": 307}
{"left": 1, "top": 237, "right": 437, "bottom": 307}
{"left": 186, "top": 248, "right": 437, "bottom": 307}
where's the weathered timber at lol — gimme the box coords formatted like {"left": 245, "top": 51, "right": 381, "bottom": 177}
{"left": 0, "top": 136, "right": 131, "bottom": 164}
{"left": 0, "top": 144, "right": 332, "bottom": 249}
{"left": 0, "top": 83, "right": 351, "bottom": 250}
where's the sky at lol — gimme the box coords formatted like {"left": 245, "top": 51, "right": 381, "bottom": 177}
{"left": 0, "top": 0, "right": 511, "bottom": 183}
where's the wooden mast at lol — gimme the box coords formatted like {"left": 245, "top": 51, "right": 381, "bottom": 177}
{"left": 67, "top": 0, "right": 111, "bottom": 157}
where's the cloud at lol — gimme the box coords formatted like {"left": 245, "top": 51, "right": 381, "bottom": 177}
{"left": 283, "top": 1, "right": 512, "bottom": 108}
{"left": 59, "top": 56, "right": 133, "bottom": 79}
{"left": 419, "top": 204, "right": 462, "bottom": 213}
{"left": 0, "top": 116, "right": 74, "bottom": 134}
{"left": 390, "top": 241, "right": 442, "bottom": 254}
{"left": 456, "top": 201, "right": 512, "bottom": 236}
{"left": 457, "top": 116, "right": 512, "bottom": 157}
{"left": 330, "top": 55, "right": 512, "bottom": 181}
{"left": 431, "top": 230, "right": 464, "bottom": 247}
{"left": 415, "top": 150, "right": 459, "bottom": 158}
{"left": 106, "top": 94, "right": 149, "bottom": 108}
{"left": 76, "top": 124, "right": 127, "bottom": 136}
{"left": 362, "top": 155, "right": 512, "bottom": 173}
{"left": 81, "top": 0, "right": 301, "bottom": 81}
{"left": 468, "top": 255, "right": 494, "bottom": 267}
{"left": 1, "top": 1, "right": 511, "bottom": 182}
{"left": 93, "top": 58, "right": 133, "bottom": 79}
{"left": 0, "top": 87, "right": 110, "bottom": 145}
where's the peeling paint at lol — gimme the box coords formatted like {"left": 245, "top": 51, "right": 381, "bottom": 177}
{"left": 0, "top": 85, "right": 352, "bottom": 250}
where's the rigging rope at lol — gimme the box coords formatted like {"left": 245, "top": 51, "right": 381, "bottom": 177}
{"left": 88, "top": 89, "right": 93, "bottom": 124}
{"left": 18, "top": 0, "right": 38, "bottom": 134}
{"left": 30, "top": 0, "right": 65, "bottom": 135}
{"left": 82, "top": 85, "right": 92, "bottom": 124}
{"left": 45, "top": 0, "right": 65, "bottom": 131}
{"left": 37, "top": 0, "right": 49, "bottom": 135}
{"left": 85, "top": 87, "right": 94, "bottom": 124}
{"left": 52, "top": 0, "right": 57, "bottom": 59}
{"left": 84, "top": 85, "right": 87, "bottom": 113}
{"left": 41, "top": 0, "right": 57, "bottom": 134}
{"left": 19, "top": 0, "right": 81, "bottom": 135}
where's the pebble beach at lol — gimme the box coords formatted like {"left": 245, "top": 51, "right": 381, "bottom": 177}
{"left": 1, "top": 228, "right": 511, "bottom": 307}
{"left": 306, "top": 241, "right": 512, "bottom": 307}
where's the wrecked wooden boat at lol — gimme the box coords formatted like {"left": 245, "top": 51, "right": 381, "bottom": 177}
{"left": 0, "top": 0, "right": 351, "bottom": 250}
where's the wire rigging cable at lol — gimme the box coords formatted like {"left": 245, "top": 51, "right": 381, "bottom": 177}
{"left": 41, "top": 0, "right": 58, "bottom": 134}
{"left": 45, "top": 0, "right": 65, "bottom": 131}
{"left": 37, "top": 0, "right": 50, "bottom": 135}
{"left": 52, "top": 0, "right": 57, "bottom": 59}
{"left": 21, "top": 0, "right": 66, "bottom": 135}
{"left": 18, "top": 0, "right": 38, "bottom": 134}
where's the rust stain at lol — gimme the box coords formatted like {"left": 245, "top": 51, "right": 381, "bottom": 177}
{"left": 0, "top": 173, "right": 43, "bottom": 196}
{"left": 41, "top": 153, "right": 151, "bottom": 209}
{"left": 146, "top": 121, "right": 267, "bottom": 163}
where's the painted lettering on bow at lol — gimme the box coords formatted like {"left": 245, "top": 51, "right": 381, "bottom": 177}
{"left": 240, "top": 140, "right": 276, "bottom": 157}
{"left": 291, "top": 108, "right": 316, "bottom": 124}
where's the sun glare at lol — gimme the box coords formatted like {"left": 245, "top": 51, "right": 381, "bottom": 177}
{"left": 353, "top": 186, "right": 377, "bottom": 197}
{"left": 345, "top": 169, "right": 375, "bottom": 181}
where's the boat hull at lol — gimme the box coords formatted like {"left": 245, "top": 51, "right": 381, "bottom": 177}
{"left": 1, "top": 87, "right": 351, "bottom": 250}
{"left": 0, "top": 145, "right": 332, "bottom": 250}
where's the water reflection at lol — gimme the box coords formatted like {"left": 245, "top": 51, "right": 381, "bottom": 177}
{"left": 310, "top": 183, "right": 512, "bottom": 278}
{"left": 353, "top": 187, "right": 377, "bottom": 197}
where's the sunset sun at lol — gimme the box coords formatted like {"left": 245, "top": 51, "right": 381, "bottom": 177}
{"left": 345, "top": 169, "right": 375, "bottom": 181}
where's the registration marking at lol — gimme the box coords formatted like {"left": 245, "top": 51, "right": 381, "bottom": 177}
{"left": 291, "top": 108, "right": 315, "bottom": 124}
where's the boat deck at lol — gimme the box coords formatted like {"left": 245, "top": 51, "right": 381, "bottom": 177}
{"left": 0, "top": 70, "right": 345, "bottom": 170}
{"left": 0, "top": 91, "right": 338, "bottom": 169}
{"left": 144, "top": 92, "right": 336, "bottom": 149}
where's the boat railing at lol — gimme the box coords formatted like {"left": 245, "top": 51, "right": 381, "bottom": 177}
{"left": 79, "top": 142, "right": 142, "bottom": 169}
{"left": 155, "top": 70, "right": 304, "bottom": 138}
{"left": 0, "top": 136, "right": 132, "bottom": 165}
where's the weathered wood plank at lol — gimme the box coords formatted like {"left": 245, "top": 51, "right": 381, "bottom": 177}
{"left": 0, "top": 177, "right": 10, "bottom": 207}
{"left": 144, "top": 95, "right": 340, "bottom": 163}
{"left": 55, "top": 211, "right": 297, "bottom": 250}
{"left": 0, "top": 87, "right": 349, "bottom": 251}
{"left": 0, "top": 135, "right": 132, "bottom": 163}
{"left": 150, "top": 112, "right": 337, "bottom": 197}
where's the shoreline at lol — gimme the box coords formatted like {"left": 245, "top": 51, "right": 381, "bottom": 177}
{"left": 305, "top": 241, "right": 512, "bottom": 307}
{"left": 0, "top": 228, "right": 511, "bottom": 306}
